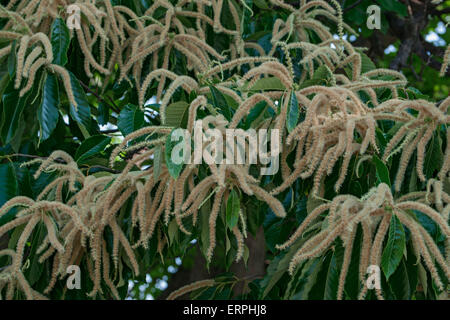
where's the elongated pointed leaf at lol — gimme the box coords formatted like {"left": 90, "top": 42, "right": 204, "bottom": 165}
{"left": 38, "top": 74, "right": 60, "bottom": 142}
{"left": 248, "top": 77, "right": 285, "bottom": 91}
{"left": 165, "top": 129, "right": 185, "bottom": 179}
{"left": 226, "top": 189, "right": 240, "bottom": 229}
{"left": 168, "top": 219, "right": 179, "bottom": 245}
{"left": 373, "top": 155, "right": 391, "bottom": 186}
{"left": 388, "top": 259, "right": 410, "bottom": 299}
{"left": 165, "top": 101, "right": 189, "bottom": 128}
{"left": 153, "top": 145, "right": 162, "bottom": 180}
{"left": 117, "top": 104, "right": 145, "bottom": 136}
{"left": 8, "top": 40, "right": 16, "bottom": 77}
{"left": 378, "top": 0, "right": 408, "bottom": 16}
{"left": 309, "top": 251, "right": 333, "bottom": 299}
{"left": 75, "top": 135, "right": 111, "bottom": 163}
{"left": 261, "top": 255, "right": 284, "bottom": 298}
{"left": 292, "top": 258, "right": 324, "bottom": 299}
{"left": 51, "top": 18, "right": 70, "bottom": 66}
{"left": 343, "top": 225, "right": 363, "bottom": 299}
{"left": 299, "top": 65, "right": 332, "bottom": 89}
{"left": 286, "top": 91, "right": 299, "bottom": 133}
{"left": 209, "top": 86, "right": 232, "bottom": 121}
{"left": 1, "top": 81, "right": 30, "bottom": 144}
{"left": 97, "top": 102, "right": 109, "bottom": 126}
{"left": 68, "top": 71, "right": 91, "bottom": 128}
{"left": 324, "top": 243, "right": 344, "bottom": 299}
{"left": 424, "top": 133, "right": 443, "bottom": 179}
{"left": 358, "top": 50, "right": 376, "bottom": 74}
{"left": 404, "top": 243, "right": 419, "bottom": 297}
{"left": 0, "top": 162, "right": 18, "bottom": 225}
{"left": 381, "top": 215, "right": 406, "bottom": 280}
{"left": 23, "top": 223, "right": 47, "bottom": 285}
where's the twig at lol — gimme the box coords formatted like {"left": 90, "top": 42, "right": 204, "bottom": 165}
{"left": 343, "top": 0, "right": 363, "bottom": 13}
{"left": 78, "top": 81, "right": 121, "bottom": 114}
{"left": 5, "top": 153, "right": 118, "bottom": 173}
{"left": 100, "top": 128, "right": 120, "bottom": 134}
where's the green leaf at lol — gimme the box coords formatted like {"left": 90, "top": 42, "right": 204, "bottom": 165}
{"left": 261, "top": 255, "right": 284, "bottom": 298}
{"left": 97, "top": 102, "right": 109, "bottom": 126}
{"left": 343, "top": 225, "right": 363, "bottom": 299}
{"left": 424, "top": 133, "right": 443, "bottom": 179}
{"left": 50, "top": 18, "right": 70, "bottom": 66}
{"left": 164, "top": 129, "right": 185, "bottom": 179}
{"left": 209, "top": 86, "right": 232, "bottom": 121}
{"left": 417, "top": 262, "right": 428, "bottom": 296}
{"left": 8, "top": 224, "right": 24, "bottom": 249}
{"left": 381, "top": 215, "right": 406, "bottom": 280}
{"left": 405, "top": 87, "right": 430, "bottom": 101}
{"left": 404, "top": 243, "right": 419, "bottom": 297}
{"left": 358, "top": 50, "right": 376, "bottom": 74}
{"left": 153, "top": 145, "right": 162, "bottom": 180}
{"left": 0, "top": 72, "right": 10, "bottom": 101}
{"left": 247, "top": 77, "right": 285, "bottom": 91}
{"left": 244, "top": 101, "right": 267, "bottom": 129}
{"left": 225, "top": 229, "right": 231, "bottom": 254}
{"left": 389, "top": 259, "right": 410, "bottom": 299}
{"left": 299, "top": 65, "right": 332, "bottom": 89}
{"left": 0, "top": 162, "right": 18, "bottom": 225}
{"left": 378, "top": 0, "right": 408, "bottom": 17}
{"left": 343, "top": 7, "right": 366, "bottom": 25}
{"left": 68, "top": 71, "right": 91, "bottom": 128}
{"left": 309, "top": 251, "right": 333, "bottom": 299}
{"left": 286, "top": 91, "right": 299, "bottom": 133}
{"left": 306, "top": 192, "right": 324, "bottom": 214}
{"left": 253, "top": 0, "right": 269, "bottom": 9}
{"left": 75, "top": 135, "right": 111, "bottom": 164}
{"left": 168, "top": 219, "right": 178, "bottom": 245}
{"left": 292, "top": 258, "right": 324, "bottom": 299}
{"left": 38, "top": 74, "right": 60, "bottom": 142}
{"left": 226, "top": 189, "right": 240, "bottom": 229}
{"left": 262, "top": 239, "right": 306, "bottom": 298}
{"left": 444, "top": 178, "right": 450, "bottom": 195}
{"left": 1, "top": 81, "right": 30, "bottom": 144}
{"left": 214, "top": 287, "right": 231, "bottom": 300}
{"left": 243, "top": 245, "right": 249, "bottom": 266}
{"left": 117, "top": 104, "right": 145, "bottom": 136}
{"left": 7, "top": 40, "right": 16, "bottom": 78}
{"left": 24, "top": 223, "right": 47, "bottom": 285}
{"left": 373, "top": 155, "right": 391, "bottom": 186}
{"left": 165, "top": 101, "right": 189, "bottom": 128}
{"left": 324, "top": 244, "right": 344, "bottom": 299}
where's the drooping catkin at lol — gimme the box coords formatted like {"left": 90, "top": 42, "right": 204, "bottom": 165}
{"left": 22, "top": 45, "right": 42, "bottom": 77}
{"left": 439, "top": 44, "right": 450, "bottom": 77}
{"left": 15, "top": 35, "right": 30, "bottom": 88}
{"left": 42, "top": 214, "right": 64, "bottom": 253}
{"left": 337, "top": 226, "right": 356, "bottom": 300}
{"left": 49, "top": 64, "right": 77, "bottom": 109}
{"left": 206, "top": 187, "right": 225, "bottom": 262}
{"left": 249, "top": 184, "right": 286, "bottom": 218}
{"left": 167, "top": 279, "right": 215, "bottom": 300}
{"left": 369, "top": 214, "right": 391, "bottom": 300}
{"left": 13, "top": 215, "right": 40, "bottom": 272}
{"left": 19, "top": 57, "right": 47, "bottom": 96}
{"left": 232, "top": 226, "right": 245, "bottom": 262}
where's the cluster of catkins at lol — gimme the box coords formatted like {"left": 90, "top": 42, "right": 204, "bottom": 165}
{"left": 0, "top": 0, "right": 449, "bottom": 300}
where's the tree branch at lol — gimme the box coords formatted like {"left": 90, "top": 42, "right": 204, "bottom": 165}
{"left": 6, "top": 153, "right": 119, "bottom": 173}
{"left": 78, "top": 81, "right": 121, "bottom": 114}
{"left": 343, "top": 0, "right": 363, "bottom": 13}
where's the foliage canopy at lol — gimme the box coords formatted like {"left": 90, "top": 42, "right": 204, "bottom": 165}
{"left": 0, "top": 0, "right": 449, "bottom": 300}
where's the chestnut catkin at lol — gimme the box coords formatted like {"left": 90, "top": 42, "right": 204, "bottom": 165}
{"left": 167, "top": 279, "right": 215, "bottom": 300}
